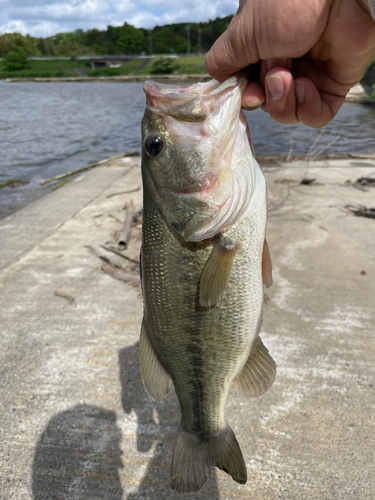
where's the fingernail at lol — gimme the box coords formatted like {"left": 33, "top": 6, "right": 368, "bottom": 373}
{"left": 242, "top": 97, "right": 264, "bottom": 110}
{"left": 295, "top": 81, "right": 305, "bottom": 103}
{"left": 266, "top": 76, "right": 284, "bottom": 100}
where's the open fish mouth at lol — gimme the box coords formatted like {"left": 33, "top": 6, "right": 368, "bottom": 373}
{"left": 141, "top": 71, "right": 256, "bottom": 242}
{"left": 144, "top": 72, "right": 249, "bottom": 123}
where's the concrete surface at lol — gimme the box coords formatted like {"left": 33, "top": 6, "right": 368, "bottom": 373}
{"left": 0, "top": 156, "right": 374, "bottom": 500}
{"left": 0, "top": 161, "right": 135, "bottom": 272}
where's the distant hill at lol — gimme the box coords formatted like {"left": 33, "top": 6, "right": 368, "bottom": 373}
{"left": 0, "top": 17, "right": 233, "bottom": 58}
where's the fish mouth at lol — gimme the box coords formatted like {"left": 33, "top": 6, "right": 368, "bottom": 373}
{"left": 143, "top": 72, "right": 249, "bottom": 123}
{"left": 142, "top": 71, "right": 254, "bottom": 243}
{"left": 143, "top": 79, "right": 221, "bottom": 101}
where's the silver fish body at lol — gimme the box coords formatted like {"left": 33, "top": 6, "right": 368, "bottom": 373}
{"left": 139, "top": 74, "right": 276, "bottom": 493}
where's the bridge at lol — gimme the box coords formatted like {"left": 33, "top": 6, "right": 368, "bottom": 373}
{"left": 27, "top": 54, "right": 192, "bottom": 70}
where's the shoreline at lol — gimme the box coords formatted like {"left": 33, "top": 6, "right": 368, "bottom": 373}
{"left": 2, "top": 75, "right": 371, "bottom": 103}
{"left": 3, "top": 74, "right": 212, "bottom": 84}
{"left": 1, "top": 151, "right": 375, "bottom": 222}
{"left": 257, "top": 152, "right": 375, "bottom": 164}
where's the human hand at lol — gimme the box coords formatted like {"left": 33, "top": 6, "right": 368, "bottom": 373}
{"left": 205, "top": 0, "right": 375, "bottom": 127}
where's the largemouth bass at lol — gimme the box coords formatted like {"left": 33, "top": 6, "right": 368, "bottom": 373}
{"left": 139, "top": 73, "right": 276, "bottom": 493}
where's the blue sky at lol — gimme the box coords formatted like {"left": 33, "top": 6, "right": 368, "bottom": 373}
{"left": 0, "top": 0, "right": 238, "bottom": 37}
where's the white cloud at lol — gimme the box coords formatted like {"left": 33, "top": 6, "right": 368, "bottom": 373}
{"left": 0, "top": 19, "right": 29, "bottom": 34}
{"left": 25, "top": 20, "right": 62, "bottom": 37}
{"left": 0, "top": 0, "right": 237, "bottom": 37}
{"left": 17, "top": 1, "right": 110, "bottom": 21}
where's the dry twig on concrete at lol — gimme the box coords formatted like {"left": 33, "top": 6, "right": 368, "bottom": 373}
{"left": 345, "top": 205, "right": 375, "bottom": 219}
{"left": 54, "top": 291, "right": 76, "bottom": 306}
{"left": 101, "top": 245, "right": 140, "bottom": 265}
{"left": 114, "top": 199, "right": 135, "bottom": 250}
{"left": 101, "top": 261, "right": 140, "bottom": 283}
{"left": 85, "top": 245, "right": 121, "bottom": 267}
{"left": 106, "top": 186, "right": 141, "bottom": 198}
{"left": 300, "top": 178, "right": 317, "bottom": 185}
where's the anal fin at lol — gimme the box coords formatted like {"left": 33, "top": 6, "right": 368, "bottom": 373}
{"left": 139, "top": 319, "right": 171, "bottom": 401}
{"left": 199, "top": 235, "right": 238, "bottom": 307}
{"left": 233, "top": 336, "right": 276, "bottom": 398}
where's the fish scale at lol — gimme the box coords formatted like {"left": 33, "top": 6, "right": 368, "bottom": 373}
{"left": 139, "top": 74, "right": 276, "bottom": 493}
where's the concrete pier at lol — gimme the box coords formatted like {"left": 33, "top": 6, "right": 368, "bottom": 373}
{"left": 0, "top": 155, "right": 374, "bottom": 499}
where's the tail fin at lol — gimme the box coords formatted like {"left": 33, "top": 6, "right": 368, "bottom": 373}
{"left": 207, "top": 424, "right": 247, "bottom": 485}
{"left": 171, "top": 425, "right": 210, "bottom": 493}
{"left": 171, "top": 423, "right": 247, "bottom": 493}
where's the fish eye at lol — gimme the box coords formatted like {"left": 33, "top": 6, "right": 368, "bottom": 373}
{"left": 145, "top": 133, "right": 164, "bottom": 157}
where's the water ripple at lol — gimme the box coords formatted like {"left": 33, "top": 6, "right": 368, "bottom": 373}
{"left": 0, "top": 81, "right": 374, "bottom": 185}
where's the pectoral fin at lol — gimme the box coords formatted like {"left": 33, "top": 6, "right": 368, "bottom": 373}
{"left": 139, "top": 319, "right": 171, "bottom": 401}
{"left": 262, "top": 239, "right": 273, "bottom": 288}
{"left": 199, "top": 235, "right": 238, "bottom": 308}
{"left": 233, "top": 336, "right": 276, "bottom": 398}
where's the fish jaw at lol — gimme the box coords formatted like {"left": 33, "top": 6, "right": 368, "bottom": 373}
{"left": 141, "top": 73, "right": 256, "bottom": 241}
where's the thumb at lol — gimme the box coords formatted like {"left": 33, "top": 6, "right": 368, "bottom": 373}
{"left": 205, "top": 15, "right": 259, "bottom": 82}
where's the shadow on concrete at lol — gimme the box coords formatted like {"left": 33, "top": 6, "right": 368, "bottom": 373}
{"left": 119, "top": 342, "right": 220, "bottom": 499}
{"left": 32, "top": 404, "right": 123, "bottom": 500}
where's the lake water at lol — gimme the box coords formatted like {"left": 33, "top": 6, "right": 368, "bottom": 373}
{"left": 0, "top": 80, "right": 374, "bottom": 216}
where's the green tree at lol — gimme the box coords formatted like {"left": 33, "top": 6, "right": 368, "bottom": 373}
{"left": 152, "top": 40, "right": 170, "bottom": 54}
{"left": 151, "top": 57, "right": 179, "bottom": 74}
{"left": 174, "top": 36, "right": 187, "bottom": 54}
{"left": 117, "top": 23, "right": 147, "bottom": 54}
{"left": 0, "top": 16, "right": 235, "bottom": 59}
{"left": 3, "top": 48, "right": 29, "bottom": 71}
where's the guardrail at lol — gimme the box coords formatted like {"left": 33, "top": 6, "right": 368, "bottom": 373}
{"left": 0, "top": 54, "right": 206, "bottom": 62}
{"left": 15, "top": 54, "right": 207, "bottom": 61}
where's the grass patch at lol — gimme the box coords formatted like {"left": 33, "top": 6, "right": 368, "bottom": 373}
{"left": 176, "top": 56, "right": 206, "bottom": 65}
{"left": 177, "top": 64, "right": 207, "bottom": 74}
{"left": 0, "top": 178, "right": 29, "bottom": 189}
{"left": 0, "top": 56, "right": 208, "bottom": 79}
{"left": 176, "top": 56, "right": 207, "bottom": 75}
{"left": 0, "top": 59, "right": 87, "bottom": 79}
{"left": 87, "top": 58, "right": 149, "bottom": 76}
{"left": 85, "top": 57, "right": 207, "bottom": 76}
{"left": 53, "top": 179, "right": 68, "bottom": 189}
